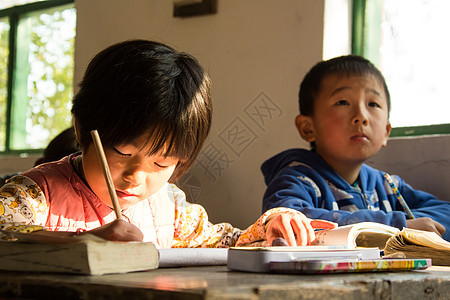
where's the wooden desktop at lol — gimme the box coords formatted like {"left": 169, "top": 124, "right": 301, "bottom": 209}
{"left": 1, "top": 265, "right": 449, "bottom": 299}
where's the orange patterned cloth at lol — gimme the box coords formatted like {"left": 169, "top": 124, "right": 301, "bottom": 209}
{"left": 0, "top": 156, "right": 301, "bottom": 248}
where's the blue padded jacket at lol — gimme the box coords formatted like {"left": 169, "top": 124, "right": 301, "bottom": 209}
{"left": 262, "top": 148, "right": 450, "bottom": 241}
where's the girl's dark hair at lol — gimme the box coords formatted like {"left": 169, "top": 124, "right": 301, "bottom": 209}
{"left": 299, "top": 55, "right": 390, "bottom": 116}
{"left": 71, "top": 40, "right": 212, "bottom": 181}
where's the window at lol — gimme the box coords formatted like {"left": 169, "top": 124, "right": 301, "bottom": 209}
{"left": 0, "top": 0, "right": 75, "bottom": 153}
{"left": 352, "top": 0, "right": 450, "bottom": 136}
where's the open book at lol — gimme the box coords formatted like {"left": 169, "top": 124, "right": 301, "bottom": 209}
{"left": 383, "top": 228, "right": 450, "bottom": 266}
{"left": 310, "top": 222, "right": 400, "bottom": 249}
{"left": 0, "top": 231, "right": 159, "bottom": 275}
{"left": 310, "top": 222, "right": 450, "bottom": 266}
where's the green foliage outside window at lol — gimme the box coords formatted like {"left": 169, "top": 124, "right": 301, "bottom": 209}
{"left": 0, "top": 19, "right": 9, "bottom": 151}
{"left": 0, "top": 0, "right": 75, "bottom": 153}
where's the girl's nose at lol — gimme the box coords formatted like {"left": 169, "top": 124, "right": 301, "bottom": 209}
{"left": 122, "top": 165, "right": 146, "bottom": 186}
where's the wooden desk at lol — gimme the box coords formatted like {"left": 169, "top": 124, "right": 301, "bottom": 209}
{"left": 1, "top": 266, "right": 449, "bottom": 299}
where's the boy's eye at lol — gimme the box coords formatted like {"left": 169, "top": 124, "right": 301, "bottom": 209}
{"left": 335, "top": 100, "right": 349, "bottom": 106}
{"left": 368, "top": 101, "right": 381, "bottom": 108}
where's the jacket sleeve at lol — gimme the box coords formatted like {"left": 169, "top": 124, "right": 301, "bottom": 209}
{"left": 171, "top": 192, "right": 241, "bottom": 248}
{"left": 397, "top": 176, "right": 450, "bottom": 241}
{"left": 262, "top": 168, "right": 409, "bottom": 231}
{"left": 0, "top": 175, "right": 48, "bottom": 236}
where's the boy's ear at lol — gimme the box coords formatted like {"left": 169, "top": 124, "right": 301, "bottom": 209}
{"left": 382, "top": 122, "right": 392, "bottom": 147}
{"left": 295, "top": 114, "right": 316, "bottom": 143}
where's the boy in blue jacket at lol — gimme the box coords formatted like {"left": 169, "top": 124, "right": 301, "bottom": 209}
{"left": 262, "top": 55, "right": 450, "bottom": 241}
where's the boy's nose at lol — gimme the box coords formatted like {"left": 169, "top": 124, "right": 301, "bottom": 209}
{"left": 352, "top": 117, "right": 368, "bottom": 125}
{"left": 352, "top": 107, "right": 368, "bottom": 125}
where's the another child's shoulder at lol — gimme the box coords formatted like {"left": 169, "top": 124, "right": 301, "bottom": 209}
{"left": 262, "top": 148, "right": 322, "bottom": 175}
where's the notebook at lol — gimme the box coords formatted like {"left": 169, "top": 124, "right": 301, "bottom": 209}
{"left": 227, "top": 246, "right": 381, "bottom": 273}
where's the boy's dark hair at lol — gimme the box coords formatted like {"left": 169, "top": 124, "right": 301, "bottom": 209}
{"left": 71, "top": 39, "right": 212, "bottom": 181}
{"left": 299, "top": 55, "right": 390, "bottom": 116}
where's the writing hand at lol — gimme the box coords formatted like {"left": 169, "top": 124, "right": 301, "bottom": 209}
{"left": 406, "top": 217, "right": 446, "bottom": 236}
{"left": 265, "top": 212, "right": 337, "bottom": 246}
{"left": 87, "top": 219, "right": 144, "bottom": 241}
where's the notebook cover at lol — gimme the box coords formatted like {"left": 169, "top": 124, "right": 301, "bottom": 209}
{"left": 269, "top": 258, "right": 432, "bottom": 274}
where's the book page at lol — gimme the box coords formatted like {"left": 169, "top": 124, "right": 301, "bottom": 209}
{"left": 231, "top": 245, "right": 348, "bottom": 251}
{"left": 0, "top": 236, "right": 158, "bottom": 275}
{"left": 311, "top": 222, "right": 399, "bottom": 248}
{"left": 384, "top": 234, "right": 450, "bottom": 266}
{"left": 311, "top": 226, "right": 354, "bottom": 247}
{"left": 159, "top": 248, "right": 228, "bottom": 267}
{"left": 355, "top": 232, "right": 394, "bottom": 249}
{"left": 401, "top": 228, "right": 450, "bottom": 250}
{"left": 0, "top": 230, "right": 105, "bottom": 244}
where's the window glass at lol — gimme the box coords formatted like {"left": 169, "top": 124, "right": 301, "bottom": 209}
{"left": 0, "top": 18, "right": 9, "bottom": 152}
{"left": 0, "top": 0, "right": 44, "bottom": 10}
{"left": 364, "top": 0, "right": 450, "bottom": 128}
{"left": 9, "top": 3, "right": 75, "bottom": 150}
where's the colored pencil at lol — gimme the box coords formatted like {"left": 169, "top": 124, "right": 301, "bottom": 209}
{"left": 383, "top": 173, "right": 415, "bottom": 219}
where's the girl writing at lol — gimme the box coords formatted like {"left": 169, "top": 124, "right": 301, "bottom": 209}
{"left": 0, "top": 40, "right": 335, "bottom": 248}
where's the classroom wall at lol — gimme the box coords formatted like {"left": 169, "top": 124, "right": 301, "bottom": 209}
{"left": 1, "top": 0, "right": 449, "bottom": 227}
{"left": 367, "top": 135, "right": 450, "bottom": 202}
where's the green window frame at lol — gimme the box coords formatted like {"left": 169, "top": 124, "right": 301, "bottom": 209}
{"left": 352, "top": 0, "right": 450, "bottom": 137}
{"left": 0, "top": 0, "right": 75, "bottom": 154}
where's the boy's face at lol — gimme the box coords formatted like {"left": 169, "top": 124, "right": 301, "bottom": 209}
{"left": 82, "top": 133, "right": 179, "bottom": 210}
{"left": 296, "top": 73, "right": 391, "bottom": 171}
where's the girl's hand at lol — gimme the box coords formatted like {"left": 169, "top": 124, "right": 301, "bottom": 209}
{"left": 265, "top": 212, "right": 337, "bottom": 246}
{"left": 86, "top": 219, "right": 144, "bottom": 241}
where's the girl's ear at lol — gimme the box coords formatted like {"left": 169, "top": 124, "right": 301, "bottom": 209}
{"left": 73, "top": 118, "right": 81, "bottom": 144}
{"left": 295, "top": 114, "right": 316, "bottom": 143}
{"left": 168, "top": 161, "right": 183, "bottom": 183}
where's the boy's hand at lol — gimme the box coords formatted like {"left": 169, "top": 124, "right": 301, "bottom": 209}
{"left": 87, "top": 219, "right": 144, "bottom": 241}
{"left": 406, "top": 217, "right": 446, "bottom": 236}
{"left": 265, "top": 212, "right": 337, "bottom": 246}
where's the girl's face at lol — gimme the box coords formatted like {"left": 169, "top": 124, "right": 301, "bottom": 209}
{"left": 82, "top": 134, "right": 179, "bottom": 210}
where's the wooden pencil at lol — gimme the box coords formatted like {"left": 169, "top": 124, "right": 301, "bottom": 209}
{"left": 90, "top": 130, "right": 123, "bottom": 220}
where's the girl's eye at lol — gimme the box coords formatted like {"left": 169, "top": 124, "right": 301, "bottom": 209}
{"left": 155, "top": 162, "right": 169, "bottom": 169}
{"left": 113, "top": 148, "right": 131, "bottom": 157}
{"left": 335, "top": 100, "right": 349, "bottom": 106}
